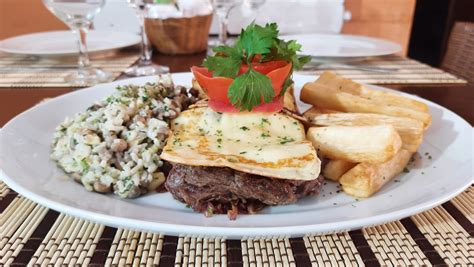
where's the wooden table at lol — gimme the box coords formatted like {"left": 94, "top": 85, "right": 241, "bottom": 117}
{"left": 0, "top": 52, "right": 473, "bottom": 127}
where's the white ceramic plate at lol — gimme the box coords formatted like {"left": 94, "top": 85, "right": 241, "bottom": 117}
{"left": 282, "top": 33, "right": 402, "bottom": 60}
{"left": 0, "top": 30, "right": 140, "bottom": 56}
{"left": 0, "top": 73, "right": 472, "bottom": 239}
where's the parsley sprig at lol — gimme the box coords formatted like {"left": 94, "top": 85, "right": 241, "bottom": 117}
{"left": 202, "top": 22, "right": 310, "bottom": 111}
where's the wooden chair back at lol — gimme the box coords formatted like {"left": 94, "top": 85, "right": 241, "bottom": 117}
{"left": 441, "top": 22, "right": 474, "bottom": 83}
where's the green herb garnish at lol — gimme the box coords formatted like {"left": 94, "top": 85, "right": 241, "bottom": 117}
{"left": 228, "top": 68, "right": 274, "bottom": 111}
{"left": 260, "top": 118, "right": 271, "bottom": 126}
{"left": 206, "top": 206, "right": 214, "bottom": 217}
{"left": 203, "top": 22, "right": 310, "bottom": 111}
{"left": 173, "top": 137, "right": 182, "bottom": 146}
{"left": 278, "top": 136, "right": 295, "bottom": 144}
{"left": 80, "top": 159, "right": 89, "bottom": 173}
{"left": 198, "top": 128, "right": 206, "bottom": 135}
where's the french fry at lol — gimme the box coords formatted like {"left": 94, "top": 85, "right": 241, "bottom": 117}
{"left": 399, "top": 133, "right": 423, "bottom": 146}
{"left": 402, "top": 142, "right": 421, "bottom": 153}
{"left": 301, "top": 82, "right": 432, "bottom": 128}
{"left": 323, "top": 160, "right": 356, "bottom": 181}
{"left": 305, "top": 112, "right": 424, "bottom": 151}
{"left": 339, "top": 149, "right": 412, "bottom": 197}
{"left": 306, "top": 112, "right": 423, "bottom": 135}
{"left": 307, "top": 125, "right": 402, "bottom": 163}
{"left": 303, "top": 106, "right": 340, "bottom": 118}
{"left": 316, "top": 71, "right": 429, "bottom": 112}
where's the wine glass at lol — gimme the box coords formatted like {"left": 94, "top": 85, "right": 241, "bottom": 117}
{"left": 125, "top": 0, "right": 169, "bottom": 76}
{"left": 43, "top": 0, "right": 112, "bottom": 85}
{"left": 241, "top": 0, "right": 266, "bottom": 25}
{"left": 210, "top": 0, "right": 242, "bottom": 46}
{"left": 243, "top": 0, "right": 265, "bottom": 10}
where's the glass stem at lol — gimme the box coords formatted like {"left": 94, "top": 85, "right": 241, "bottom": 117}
{"left": 138, "top": 14, "right": 152, "bottom": 66}
{"left": 73, "top": 27, "right": 91, "bottom": 73}
{"left": 217, "top": 12, "right": 229, "bottom": 45}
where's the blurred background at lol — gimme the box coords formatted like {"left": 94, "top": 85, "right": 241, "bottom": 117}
{"left": 1, "top": 0, "right": 473, "bottom": 67}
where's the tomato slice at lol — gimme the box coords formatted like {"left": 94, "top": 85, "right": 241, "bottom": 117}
{"left": 191, "top": 66, "right": 232, "bottom": 103}
{"left": 191, "top": 61, "right": 292, "bottom": 113}
{"left": 239, "top": 60, "right": 288, "bottom": 75}
{"left": 266, "top": 62, "right": 292, "bottom": 95}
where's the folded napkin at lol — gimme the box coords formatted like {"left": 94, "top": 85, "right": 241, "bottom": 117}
{"left": 147, "top": 0, "right": 213, "bottom": 19}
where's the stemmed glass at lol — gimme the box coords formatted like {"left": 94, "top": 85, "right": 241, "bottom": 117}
{"left": 126, "top": 0, "right": 169, "bottom": 76}
{"left": 43, "top": 0, "right": 112, "bottom": 85}
{"left": 243, "top": 0, "right": 265, "bottom": 10}
{"left": 241, "top": 0, "right": 266, "bottom": 24}
{"left": 210, "top": 0, "right": 242, "bottom": 46}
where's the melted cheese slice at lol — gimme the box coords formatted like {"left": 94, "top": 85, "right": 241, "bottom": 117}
{"left": 161, "top": 107, "right": 321, "bottom": 180}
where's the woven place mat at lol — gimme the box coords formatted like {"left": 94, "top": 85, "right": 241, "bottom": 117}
{"left": 299, "top": 55, "right": 467, "bottom": 84}
{"left": 0, "top": 181, "right": 472, "bottom": 266}
{"left": 0, "top": 51, "right": 139, "bottom": 88}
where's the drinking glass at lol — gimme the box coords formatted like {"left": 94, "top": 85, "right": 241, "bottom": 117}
{"left": 243, "top": 0, "right": 265, "bottom": 10}
{"left": 43, "top": 0, "right": 112, "bottom": 85}
{"left": 211, "top": 0, "right": 242, "bottom": 46}
{"left": 126, "top": 0, "right": 169, "bottom": 76}
{"left": 241, "top": 0, "right": 266, "bottom": 25}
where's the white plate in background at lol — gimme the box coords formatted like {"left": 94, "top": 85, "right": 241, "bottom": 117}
{"left": 0, "top": 73, "right": 472, "bottom": 239}
{"left": 282, "top": 34, "right": 402, "bottom": 60}
{"left": 0, "top": 30, "right": 140, "bottom": 56}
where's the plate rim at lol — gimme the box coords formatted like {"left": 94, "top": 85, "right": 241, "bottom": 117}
{"left": 0, "top": 30, "right": 140, "bottom": 56}
{"left": 0, "top": 73, "right": 472, "bottom": 239}
{"left": 1, "top": 166, "right": 470, "bottom": 238}
{"left": 281, "top": 33, "right": 402, "bottom": 58}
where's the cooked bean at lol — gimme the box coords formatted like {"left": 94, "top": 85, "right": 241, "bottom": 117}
{"left": 111, "top": 139, "right": 128, "bottom": 152}
{"left": 51, "top": 76, "right": 198, "bottom": 199}
{"left": 93, "top": 182, "right": 111, "bottom": 193}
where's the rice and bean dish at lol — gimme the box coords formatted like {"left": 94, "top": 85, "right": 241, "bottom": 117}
{"left": 51, "top": 76, "right": 198, "bottom": 198}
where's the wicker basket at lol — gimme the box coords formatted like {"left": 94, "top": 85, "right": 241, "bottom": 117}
{"left": 145, "top": 14, "right": 212, "bottom": 55}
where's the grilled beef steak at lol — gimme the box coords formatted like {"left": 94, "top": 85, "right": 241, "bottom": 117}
{"left": 165, "top": 164, "right": 324, "bottom": 219}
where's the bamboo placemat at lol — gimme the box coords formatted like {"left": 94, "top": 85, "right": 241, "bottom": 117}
{"left": 0, "top": 51, "right": 139, "bottom": 88}
{"left": 299, "top": 55, "right": 467, "bottom": 84}
{"left": 0, "top": 181, "right": 472, "bottom": 266}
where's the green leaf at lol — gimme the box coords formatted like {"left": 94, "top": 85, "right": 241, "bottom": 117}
{"left": 263, "top": 39, "right": 310, "bottom": 70}
{"left": 202, "top": 55, "right": 241, "bottom": 78}
{"left": 235, "top": 22, "right": 279, "bottom": 61}
{"left": 212, "top": 45, "right": 239, "bottom": 56}
{"left": 228, "top": 68, "right": 275, "bottom": 111}
{"left": 291, "top": 55, "right": 312, "bottom": 70}
{"left": 287, "top": 40, "right": 302, "bottom": 52}
{"left": 203, "top": 45, "right": 242, "bottom": 78}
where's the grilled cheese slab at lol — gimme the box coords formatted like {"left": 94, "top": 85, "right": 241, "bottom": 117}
{"left": 161, "top": 107, "right": 321, "bottom": 180}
